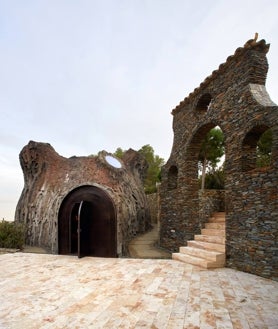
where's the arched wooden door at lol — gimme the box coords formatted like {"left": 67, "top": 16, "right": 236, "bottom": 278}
{"left": 58, "top": 185, "right": 117, "bottom": 258}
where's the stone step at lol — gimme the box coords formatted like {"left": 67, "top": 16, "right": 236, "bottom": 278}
{"left": 212, "top": 212, "right": 225, "bottom": 217}
{"left": 172, "top": 252, "right": 225, "bottom": 269}
{"left": 208, "top": 216, "right": 225, "bottom": 223}
{"left": 172, "top": 212, "right": 226, "bottom": 269}
{"left": 205, "top": 222, "right": 225, "bottom": 230}
{"left": 188, "top": 240, "right": 225, "bottom": 253}
{"left": 194, "top": 234, "right": 225, "bottom": 245}
{"left": 209, "top": 212, "right": 226, "bottom": 222}
{"left": 201, "top": 228, "right": 225, "bottom": 236}
{"left": 179, "top": 246, "right": 225, "bottom": 263}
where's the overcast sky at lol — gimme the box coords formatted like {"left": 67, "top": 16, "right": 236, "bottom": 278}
{"left": 1, "top": 0, "right": 278, "bottom": 220}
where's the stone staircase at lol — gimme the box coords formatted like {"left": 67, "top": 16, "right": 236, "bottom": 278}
{"left": 172, "top": 212, "right": 226, "bottom": 269}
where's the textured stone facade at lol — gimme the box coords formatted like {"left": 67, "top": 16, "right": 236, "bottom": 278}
{"left": 15, "top": 141, "right": 150, "bottom": 256}
{"left": 146, "top": 193, "right": 159, "bottom": 224}
{"left": 160, "top": 37, "right": 278, "bottom": 280}
{"left": 198, "top": 190, "right": 225, "bottom": 225}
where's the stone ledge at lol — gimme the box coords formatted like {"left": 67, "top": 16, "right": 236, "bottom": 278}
{"left": 0, "top": 248, "right": 20, "bottom": 254}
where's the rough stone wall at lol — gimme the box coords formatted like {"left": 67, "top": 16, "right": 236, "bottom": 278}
{"left": 15, "top": 141, "right": 151, "bottom": 256}
{"left": 198, "top": 190, "right": 225, "bottom": 225}
{"left": 146, "top": 193, "right": 159, "bottom": 224}
{"left": 148, "top": 189, "right": 224, "bottom": 231}
{"left": 160, "top": 37, "right": 278, "bottom": 280}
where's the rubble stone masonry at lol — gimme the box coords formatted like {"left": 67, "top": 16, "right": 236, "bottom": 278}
{"left": 159, "top": 36, "right": 278, "bottom": 280}
{"left": 15, "top": 142, "right": 150, "bottom": 256}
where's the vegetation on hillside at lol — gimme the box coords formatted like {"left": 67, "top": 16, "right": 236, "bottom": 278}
{"left": 198, "top": 127, "right": 272, "bottom": 190}
{"left": 114, "top": 144, "right": 164, "bottom": 194}
{"left": 256, "top": 129, "right": 272, "bottom": 167}
{"left": 113, "top": 127, "right": 272, "bottom": 193}
{"left": 0, "top": 220, "right": 25, "bottom": 249}
{"left": 198, "top": 128, "right": 225, "bottom": 190}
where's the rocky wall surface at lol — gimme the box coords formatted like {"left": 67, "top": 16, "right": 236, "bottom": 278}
{"left": 198, "top": 190, "right": 225, "bottom": 225}
{"left": 159, "top": 36, "right": 278, "bottom": 280}
{"left": 15, "top": 142, "right": 151, "bottom": 256}
{"left": 146, "top": 193, "right": 159, "bottom": 224}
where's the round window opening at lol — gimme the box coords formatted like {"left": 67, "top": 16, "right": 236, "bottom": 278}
{"left": 105, "top": 155, "right": 122, "bottom": 168}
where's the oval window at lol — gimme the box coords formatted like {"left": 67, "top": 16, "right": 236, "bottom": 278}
{"left": 105, "top": 155, "right": 122, "bottom": 168}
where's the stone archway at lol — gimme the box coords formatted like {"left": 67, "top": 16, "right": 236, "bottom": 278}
{"left": 160, "top": 36, "right": 278, "bottom": 280}
{"left": 58, "top": 185, "right": 117, "bottom": 258}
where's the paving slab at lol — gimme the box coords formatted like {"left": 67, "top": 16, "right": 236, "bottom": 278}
{"left": 0, "top": 253, "right": 278, "bottom": 329}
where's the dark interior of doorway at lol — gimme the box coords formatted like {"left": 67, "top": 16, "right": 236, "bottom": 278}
{"left": 58, "top": 185, "right": 117, "bottom": 258}
{"left": 70, "top": 203, "right": 79, "bottom": 255}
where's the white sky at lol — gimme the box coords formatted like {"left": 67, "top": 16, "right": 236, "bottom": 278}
{"left": 1, "top": 0, "right": 278, "bottom": 220}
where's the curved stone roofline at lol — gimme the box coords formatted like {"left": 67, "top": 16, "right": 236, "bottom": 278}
{"left": 172, "top": 34, "right": 270, "bottom": 114}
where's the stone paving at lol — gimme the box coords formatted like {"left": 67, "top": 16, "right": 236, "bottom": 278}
{"left": 0, "top": 253, "right": 278, "bottom": 329}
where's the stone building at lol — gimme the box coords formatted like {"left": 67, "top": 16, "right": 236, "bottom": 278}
{"left": 159, "top": 36, "right": 278, "bottom": 280}
{"left": 15, "top": 141, "right": 151, "bottom": 257}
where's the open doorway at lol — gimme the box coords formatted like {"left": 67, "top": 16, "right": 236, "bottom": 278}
{"left": 70, "top": 202, "right": 79, "bottom": 254}
{"left": 58, "top": 185, "right": 117, "bottom": 258}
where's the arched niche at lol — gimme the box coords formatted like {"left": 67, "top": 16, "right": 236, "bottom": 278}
{"left": 195, "top": 93, "right": 212, "bottom": 111}
{"left": 168, "top": 165, "right": 178, "bottom": 190}
{"left": 242, "top": 125, "right": 272, "bottom": 172}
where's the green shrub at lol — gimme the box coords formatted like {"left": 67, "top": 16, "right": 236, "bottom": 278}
{"left": 0, "top": 220, "right": 25, "bottom": 249}
{"left": 198, "top": 167, "right": 225, "bottom": 190}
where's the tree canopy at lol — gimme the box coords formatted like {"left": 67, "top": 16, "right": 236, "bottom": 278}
{"left": 198, "top": 127, "right": 273, "bottom": 189}
{"left": 113, "top": 144, "right": 164, "bottom": 194}
{"left": 198, "top": 128, "right": 225, "bottom": 190}
{"left": 114, "top": 147, "right": 125, "bottom": 159}
{"left": 256, "top": 129, "right": 272, "bottom": 167}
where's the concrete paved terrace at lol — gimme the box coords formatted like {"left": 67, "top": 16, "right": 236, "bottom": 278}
{"left": 0, "top": 253, "right": 278, "bottom": 329}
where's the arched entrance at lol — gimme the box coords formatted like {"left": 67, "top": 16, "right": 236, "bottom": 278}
{"left": 58, "top": 185, "right": 117, "bottom": 258}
